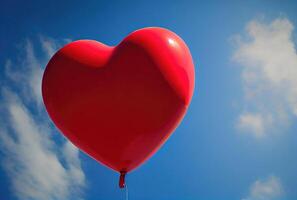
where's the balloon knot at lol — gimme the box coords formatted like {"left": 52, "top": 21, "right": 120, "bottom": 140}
{"left": 119, "top": 171, "right": 126, "bottom": 189}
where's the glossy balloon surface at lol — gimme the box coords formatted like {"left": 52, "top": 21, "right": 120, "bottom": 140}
{"left": 42, "top": 27, "right": 195, "bottom": 172}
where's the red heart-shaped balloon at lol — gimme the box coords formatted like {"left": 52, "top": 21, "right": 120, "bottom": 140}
{"left": 42, "top": 27, "right": 194, "bottom": 176}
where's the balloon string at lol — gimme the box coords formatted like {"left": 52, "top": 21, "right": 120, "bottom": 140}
{"left": 125, "top": 183, "right": 129, "bottom": 200}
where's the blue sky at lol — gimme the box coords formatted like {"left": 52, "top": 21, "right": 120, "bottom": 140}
{"left": 1, "top": 0, "right": 297, "bottom": 200}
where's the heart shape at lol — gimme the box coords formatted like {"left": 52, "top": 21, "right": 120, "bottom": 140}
{"left": 42, "top": 27, "right": 194, "bottom": 173}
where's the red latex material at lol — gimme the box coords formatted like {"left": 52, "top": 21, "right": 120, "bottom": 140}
{"left": 42, "top": 27, "right": 195, "bottom": 174}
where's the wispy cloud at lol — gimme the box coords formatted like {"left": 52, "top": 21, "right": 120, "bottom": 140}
{"left": 237, "top": 113, "right": 268, "bottom": 138}
{"left": 232, "top": 17, "right": 297, "bottom": 138}
{"left": 0, "top": 38, "right": 86, "bottom": 200}
{"left": 4, "top": 40, "right": 43, "bottom": 107}
{"left": 242, "top": 176, "right": 284, "bottom": 200}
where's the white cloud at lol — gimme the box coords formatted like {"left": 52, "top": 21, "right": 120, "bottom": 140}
{"left": 233, "top": 17, "right": 297, "bottom": 137}
{"left": 0, "top": 38, "right": 86, "bottom": 200}
{"left": 5, "top": 40, "right": 43, "bottom": 107}
{"left": 62, "top": 141, "right": 86, "bottom": 188}
{"left": 238, "top": 113, "right": 266, "bottom": 138}
{"left": 242, "top": 176, "right": 284, "bottom": 200}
